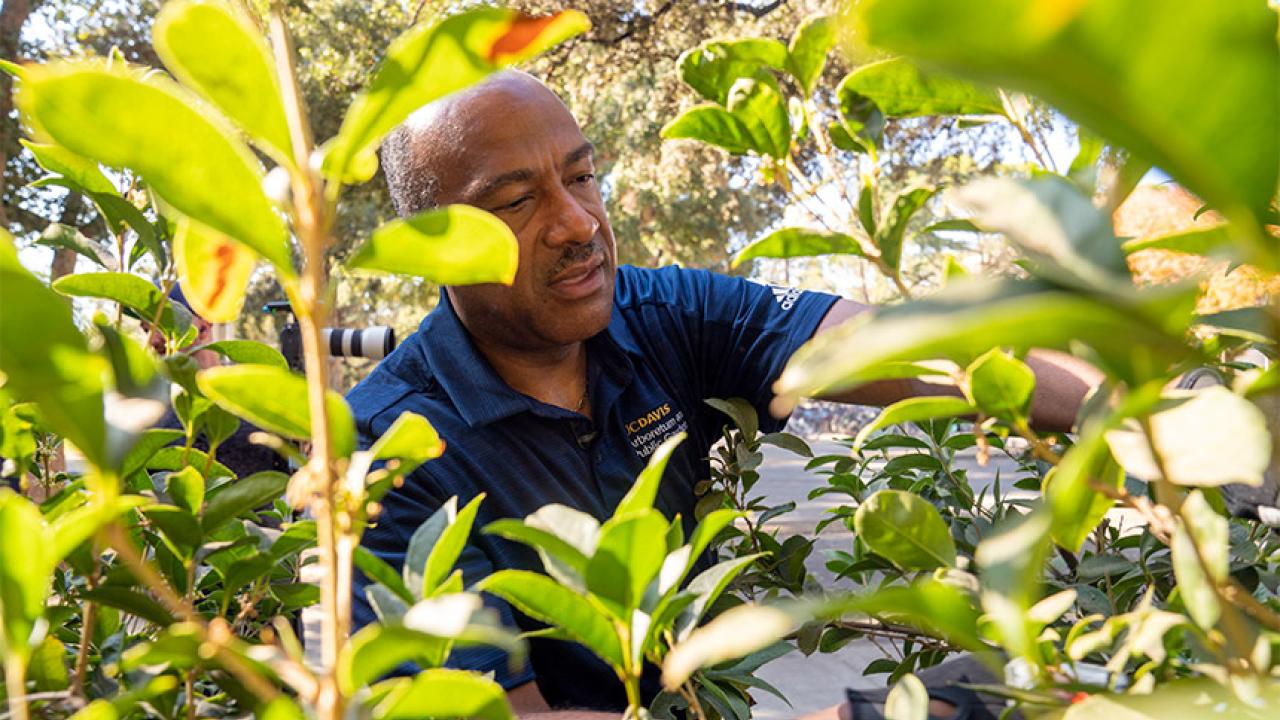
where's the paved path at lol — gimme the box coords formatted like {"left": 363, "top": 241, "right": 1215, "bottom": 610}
{"left": 746, "top": 439, "right": 1026, "bottom": 718}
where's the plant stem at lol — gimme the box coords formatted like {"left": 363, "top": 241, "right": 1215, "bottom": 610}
{"left": 4, "top": 654, "right": 28, "bottom": 720}
{"left": 267, "top": 5, "right": 345, "bottom": 719}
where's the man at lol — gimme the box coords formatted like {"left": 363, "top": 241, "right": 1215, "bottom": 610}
{"left": 346, "top": 71, "right": 1096, "bottom": 718}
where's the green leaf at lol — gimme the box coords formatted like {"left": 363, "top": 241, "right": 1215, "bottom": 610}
{"left": 0, "top": 492, "right": 51, "bottom": 661}
{"left": 759, "top": 432, "right": 812, "bottom": 457}
{"left": 839, "top": 58, "right": 1002, "bottom": 118}
{"left": 787, "top": 15, "right": 836, "bottom": 95}
{"left": 423, "top": 494, "right": 484, "bottom": 597}
{"left": 678, "top": 38, "right": 788, "bottom": 104}
{"left": 1104, "top": 387, "right": 1269, "bottom": 487}
{"left": 20, "top": 139, "right": 115, "bottom": 194}
{"left": 835, "top": 74, "right": 885, "bottom": 149}
{"left": 348, "top": 205, "right": 518, "bottom": 286}
{"left": 885, "top": 674, "right": 927, "bottom": 720}
{"left": 1122, "top": 223, "right": 1233, "bottom": 257}
{"left": 201, "top": 471, "right": 289, "bottom": 533}
{"left": 726, "top": 78, "right": 791, "bottom": 159}
{"left": 1170, "top": 490, "right": 1227, "bottom": 629}
{"left": 16, "top": 62, "right": 294, "bottom": 273}
{"left": 858, "top": 0, "right": 1279, "bottom": 242}
{"left": 368, "top": 411, "right": 445, "bottom": 473}
{"left": 854, "top": 490, "right": 957, "bottom": 570}
{"left": 354, "top": 546, "right": 414, "bottom": 605}
{"left": 586, "top": 510, "right": 670, "bottom": 616}
{"left": 954, "top": 176, "right": 1130, "bottom": 284}
{"left": 615, "top": 432, "right": 685, "bottom": 517}
{"left": 975, "top": 509, "right": 1051, "bottom": 661}
{"left": 482, "top": 519, "right": 590, "bottom": 586}
{"left": 661, "top": 105, "right": 758, "bottom": 156}
{"left": 197, "top": 365, "right": 356, "bottom": 457}
{"left": 174, "top": 218, "right": 258, "bottom": 323}
{"left": 732, "top": 227, "right": 865, "bottom": 269}
{"left": 775, "top": 277, "right": 1193, "bottom": 405}
{"left": 965, "top": 348, "right": 1035, "bottom": 422}
{"left": 404, "top": 498, "right": 454, "bottom": 599}
{"left": 28, "top": 635, "right": 69, "bottom": 692}
{"left": 53, "top": 272, "right": 193, "bottom": 338}
{"left": 1056, "top": 676, "right": 1280, "bottom": 720}
{"left": 854, "top": 397, "right": 974, "bottom": 449}
{"left": 200, "top": 340, "right": 287, "bottom": 369}
{"left": 165, "top": 466, "right": 205, "bottom": 515}
{"left": 877, "top": 186, "right": 936, "bottom": 272}
{"left": 80, "top": 586, "right": 175, "bottom": 627}
{"left": 858, "top": 178, "right": 877, "bottom": 235}
{"left": 153, "top": 0, "right": 294, "bottom": 163}
{"left": 832, "top": 581, "right": 985, "bottom": 653}
{"left": 676, "top": 554, "right": 765, "bottom": 639}
{"left": 0, "top": 257, "right": 106, "bottom": 467}
{"left": 704, "top": 397, "right": 759, "bottom": 440}
{"left": 35, "top": 223, "right": 114, "bottom": 270}
{"left": 662, "top": 603, "right": 795, "bottom": 690}
{"left": 477, "top": 570, "right": 623, "bottom": 668}
{"left": 323, "top": 9, "right": 590, "bottom": 183}
{"left": 147, "top": 446, "right": 234, "bottom": 482}
{"left": 372, "top": 668, "right": 513, "bottom": 720}
{"left": 1045, "top": 434, "right": 1122, "bottom": 552}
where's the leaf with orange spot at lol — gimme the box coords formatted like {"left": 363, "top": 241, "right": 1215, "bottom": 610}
{"left": 322, "top": 8, "right": 590, "bottom": 184}
{"left": 175, "top": 218, "right": 257, "bottom": 322}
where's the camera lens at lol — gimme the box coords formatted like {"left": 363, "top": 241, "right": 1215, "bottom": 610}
{"left": 322, "top": 326, "right": 396, "bottom": 360}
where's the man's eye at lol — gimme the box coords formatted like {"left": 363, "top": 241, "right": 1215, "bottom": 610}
{"left": 574, "top": 173, "right": 595, "bottom": 185}
{"left": 498, "top": 196, "right": 529, "bottom": 212}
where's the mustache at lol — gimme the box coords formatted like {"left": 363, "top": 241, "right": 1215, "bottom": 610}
{"left": 546, "top": 238, "right": 605, "bottom": 281}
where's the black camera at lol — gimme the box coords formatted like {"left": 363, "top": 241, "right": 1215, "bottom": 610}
{"left": 263, "top": 301, "right": 397, "bottom": 371}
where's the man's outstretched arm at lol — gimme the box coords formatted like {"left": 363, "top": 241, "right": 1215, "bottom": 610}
{"left": 810, "top": 299, "right": 1103, "bottom": 434}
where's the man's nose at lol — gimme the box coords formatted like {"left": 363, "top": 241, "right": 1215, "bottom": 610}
{"left": 543, "top": 185, "right": 599, "bottom": 247}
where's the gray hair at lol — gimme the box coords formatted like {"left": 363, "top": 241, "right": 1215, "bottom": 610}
{"left": 380, "top": 123, "right": 440, "bottom": 218}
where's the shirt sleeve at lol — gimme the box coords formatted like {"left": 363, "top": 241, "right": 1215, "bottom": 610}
{"left": 662, "top": 267, "right": 839, "bottom": 433}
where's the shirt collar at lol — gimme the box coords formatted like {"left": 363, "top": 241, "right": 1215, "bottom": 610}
{"left": 417, "top": 291, "right": 640, "bottom": 429}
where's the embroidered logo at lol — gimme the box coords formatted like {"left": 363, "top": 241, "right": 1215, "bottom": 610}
{"left": 770, "top": 285, "right": 802, "bottom": 310}
{"left": 625, "top": 403, "right": 688, "bottom": 459}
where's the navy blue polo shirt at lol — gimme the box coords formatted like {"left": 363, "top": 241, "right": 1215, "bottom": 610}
{"left": 347, "top": 264, "right": 837, "bottom": 710}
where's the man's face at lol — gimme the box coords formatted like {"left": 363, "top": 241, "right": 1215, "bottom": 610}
{"left": 428, "top": 80, "right": 617, "bottom": 352}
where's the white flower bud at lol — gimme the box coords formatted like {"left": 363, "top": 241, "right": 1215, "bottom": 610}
{"left": 262, "top": 166, "right": 293, "bottom": 208}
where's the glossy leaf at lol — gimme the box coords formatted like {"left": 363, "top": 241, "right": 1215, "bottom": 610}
{"left": 373, "top": 668, "right": 513, "bottom": 720}
{"left": 404, "top": 498, "right": 454, "bottom": 598}
{"left": 662, "top": 603, "right": 794, "bottom": 689}
{"left": 854, "top": 397, "right": 974, "bottom": 450}
{"left": 839, "top": 58, "right": 1002, "bottom": 118}
{"left": 199, "top": 340, "right": 287, "bottom": 369}
{"left": 36, "top": 223, "right": 114, "bottom": 270}
{"left": 16, "top": 62, "right": 294, "bottom": 273}
{"left": 197, "top": 365, "right": 356, "bottom": 457}
{"left": 726, "top": 78, "right": 790, "bottom": 159}
{"left": 775, "top": 277, "right": 1193, "bottom": 407}
{"left": 676, "top": 554, "right": 765, "bottom": 639}
{"left": 368, "top": 411, "right": 445, "bottom": 471}
{"left": 678, "top": 38, "right": 788, "bottom": 104}
{"left": 1170, "top": 490, "right": 1227, "bottom": 629}
{"left": 79, "top": 586, "right": 175, "bottom": 627}
{"left": 153, "top": 0, "right": 292, "bottom": 162}
{"left": 0, "top": 491, "right": 50, "bottom": 661}
{"left": 1105, "top": 388, "right": 1269, "bottom": 487}
{"left": 704, "top": 397, "right": 759, "bottom": 439}
{"left": 324, "top": 9, "right": 590, "bottom": 183}
{"left": 877, "top": 186, "right": 935, "bottom": 273}
{"left": 1055, "top": 676, "right": 1280, "bottom": 720}
{"left": 854, "top": 490, "right": 957, "bottom": 569}
{"left": 354, "top": 547, "right": 414, "bottom": 605}
{"left": 201, "top": 471, "right": 289, "bottom": 532}
{"left": 53, "top": 272, "right": 193, "bottom": 338}
{"left": 174, "top": 218, "right": 257, "bottom": 323}
{"left": 348, "top": 204, "right": 518, "bottom": 285}
{"left": 482, "top": 519, "right": 589, "bottom": 587}
{"left": 476, "top": 570, "right": 623, "bottom": 667}
{"left": 857, "top": 0, "right": 1279, "bottom": 238}
{"left": 975, "top": 510, "right": 1051, "bottom": 661}
{"left": 20, "top": 139, "right": 115, "bottom": 194}
{"left": 885, "top": 674, "right": 927, "bottom": 720}
{"left": 423, "top": 494, "right": 483, "bottom": 597}
{"left": 661, "top": 105, "right": 758, "bottom": 156}
{"left": 165, "top": 466, "right": 205, "bottom": 515}
{"left": 732, "top": 227, "right": 865, "bottom": 269}
{"left": 787, "top": 15, "right": 836, "bottom": 95}
{"left": 1121, "top": 223, "right": 1232, "bottom": 257}
{"left": 615, "top": 432, "right": 685, "bottom": 517}
{"left": 586, "top": 510, "right": 669, "bottom": 616}
{"left": 0, "top": 247, "right": 107, "bottom": 466}
{"left": 965, "top": 348, "right": 1035, "bottom": 422}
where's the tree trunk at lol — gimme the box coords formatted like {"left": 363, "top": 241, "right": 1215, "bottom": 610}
{"left": 0, "top": 0, "right": 40, "bottom": 230}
